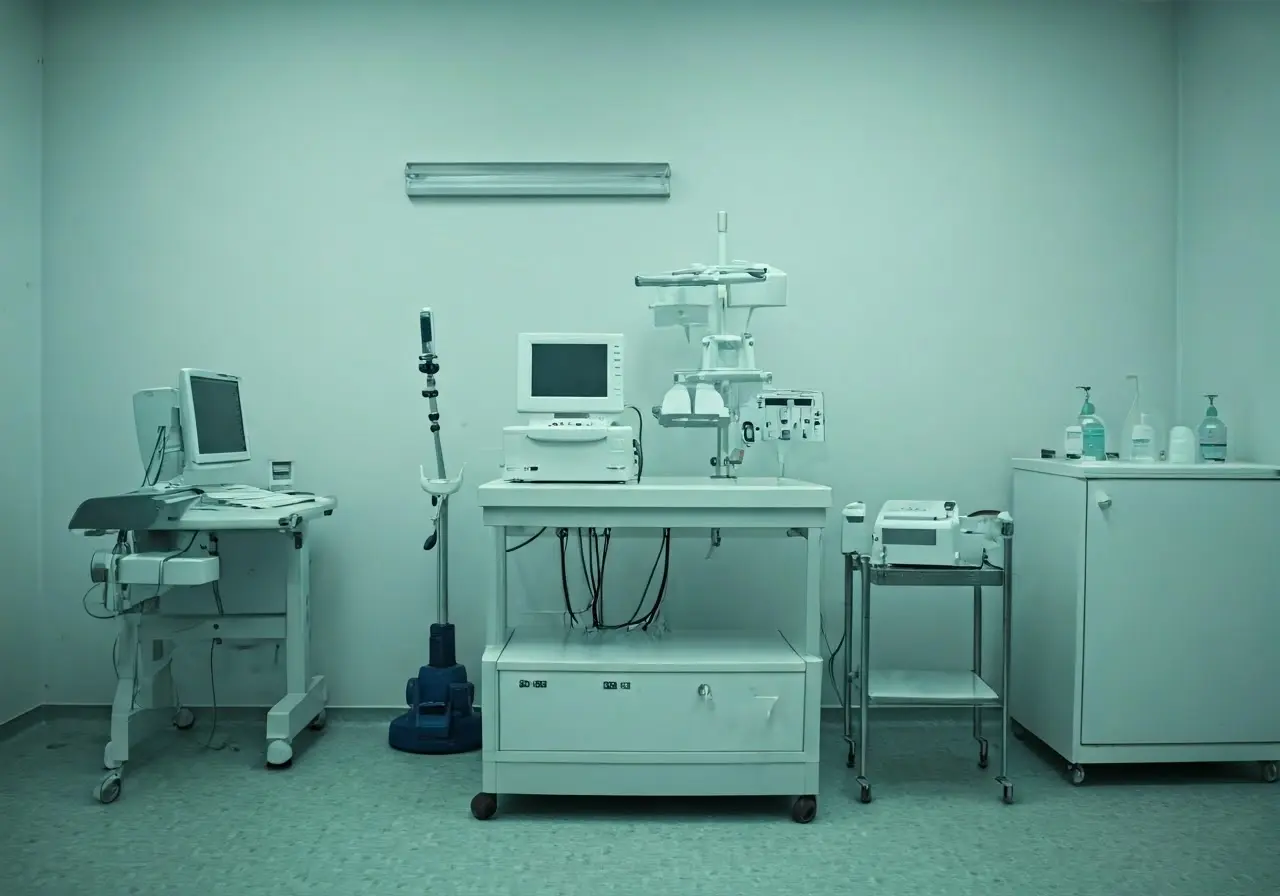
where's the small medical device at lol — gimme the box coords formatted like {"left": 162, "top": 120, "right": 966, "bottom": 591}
{"left": 742, "top": 390, "right": 825, "bottom": 444}
{"left": 873, "top": 500, "right": 969, "bottom": 567}
{"left": 635, "top": 212, "right": 818, "bottom": 478}
{"left": 842, "top": 502, "right": 867, "bottom": 554}
{"left": 502, "top": 332, "right": 635, "bottom": 483}
{"left": 268, "top": 460, "right": 294, "bottom": 492}
{"left": 178, "top": 369, "right": 250, "bottom": 467}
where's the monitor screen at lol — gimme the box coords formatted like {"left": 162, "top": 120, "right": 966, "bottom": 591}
{"left": 530, "top": 342, "right": 609, "bottom": 398}
{"left": 189, "top": 375, "right": 247, "bottom": 455}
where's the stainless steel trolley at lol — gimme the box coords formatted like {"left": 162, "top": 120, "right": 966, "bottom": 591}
{"left": 842, "top": 519, "right": 1014, "bottom": 804}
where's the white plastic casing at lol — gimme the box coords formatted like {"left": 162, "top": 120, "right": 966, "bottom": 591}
{"left": 841, "top": 501, "right": 867, "bottom": 555}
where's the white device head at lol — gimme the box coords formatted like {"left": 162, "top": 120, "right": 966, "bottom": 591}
{"left": 516, "top": 333, "right": 624, "bottom": 415}
{"left": 177, "top": 368, "right": 251, "bottom": 467}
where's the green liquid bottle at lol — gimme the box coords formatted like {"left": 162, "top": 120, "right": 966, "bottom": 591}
{"left": 1077, "top": 386, "right": 1106, "bottom": 461}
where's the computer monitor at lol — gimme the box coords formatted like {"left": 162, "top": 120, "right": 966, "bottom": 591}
{"left": 516, "top": 333, "right": 624, "bottom": 415}
{"left": 177, "top": 368, "right": 251, "bottom": 466}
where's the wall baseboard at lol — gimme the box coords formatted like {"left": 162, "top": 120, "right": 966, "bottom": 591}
{"left": 3, "top": 703, "right": 976, "bottom": 743}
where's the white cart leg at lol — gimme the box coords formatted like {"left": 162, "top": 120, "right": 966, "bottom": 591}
{"left": 266, "top": 524, "right": 326, "bottom": 768}
{"left": 800, "top": 527, "right": 823, "bottom": 800}
{"left": 481, "top": 526, "right": 507, "bottom": 798}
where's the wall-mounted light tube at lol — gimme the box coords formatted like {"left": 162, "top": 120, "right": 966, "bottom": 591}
{"left": 404, "top": 162, "right": 671, "bottom": 198}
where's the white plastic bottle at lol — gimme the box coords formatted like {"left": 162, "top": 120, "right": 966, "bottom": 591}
{"left": 1129, "top": 413, "right": 1155, "bottom": 462}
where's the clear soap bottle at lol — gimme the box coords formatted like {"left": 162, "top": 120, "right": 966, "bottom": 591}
{"left": 1198, "top": 394, "right": 1228, "bottom": 463}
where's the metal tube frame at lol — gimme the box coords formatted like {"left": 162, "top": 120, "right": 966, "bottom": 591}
{"left": 842, "top": 522, "right": 1015, "bottom": 804}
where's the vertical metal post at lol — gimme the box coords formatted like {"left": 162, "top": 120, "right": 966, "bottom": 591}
{"left": 973, "top": 583, "right": 988, "bottom": 767}
{"left": 858, "top": 553, "right": 872, "bottom": 782}
{"left": 843, "top": 555, "right": 854, "bottom": 747}
{"left": 1000, "top": 527, "right": 1014, "bottom": 785}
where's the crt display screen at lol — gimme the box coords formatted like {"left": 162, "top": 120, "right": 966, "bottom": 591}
{"left": 190, "top": 376, "right": 248, "bottom": 454}
{"left": 530, "top": 343, "right": 609, "bottom": 397}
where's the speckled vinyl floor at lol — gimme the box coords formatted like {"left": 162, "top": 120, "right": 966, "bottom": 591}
{"left": 0, "top": 712, "right": 1276, "bottom": 896}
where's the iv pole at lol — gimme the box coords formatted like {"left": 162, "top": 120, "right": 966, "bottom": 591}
{"left": 388, "top": 308, "right": 478, "bottom": 755}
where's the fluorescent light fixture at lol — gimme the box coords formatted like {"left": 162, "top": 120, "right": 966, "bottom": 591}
{"left": 404, "top": 162, "right": 671, "bottom": 198}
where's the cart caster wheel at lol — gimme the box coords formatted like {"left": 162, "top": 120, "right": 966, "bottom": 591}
{"left": 265, "top": 739, "right": 293, "bottom": 769}
{"left": 1068, "top": 764, "right": 1086, "bottom": 786}
{"left": 979, "top": 744, "right": 990, "bottom": 769}
{"left": 1261, "top": 761, "right": 1278, "bottom": 783}
{"left": 859, "top": 783, "right": 873, "bottom": 804}
{"left": 308, "top": 710, "right": 327, "bottom": 731}
{"left": 1011, "top": 719, "right": 1028, "bottom": 741}
{"left": 172, "top": 707, "right": 195, "bottom": 730}
{"left": 1002, "top": 783, "right": 1015, "bottom": 804}
{"left": 790, "top": 795, "right": 817, "bottom": 824}
{"left": 845, "top": 749, "right": 856, "bottom": 769}
{"left": 470, "top": 792, "right": 498, "bottom": 820}
{"left": 93, "top": 773, "right": 122, "bottom": 805}
{"left": 102, "top": 743, "right": 122, "bottom": 771}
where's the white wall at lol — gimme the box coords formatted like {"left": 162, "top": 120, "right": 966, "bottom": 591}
{"left": 1177, "top": 2, "right": 1280, "bottom": 461}
{"left": 0, "top": 0, "right": 44, "bottom": 724}
{"left": 41, "top": 0, "right": 1178, "bottom": 708}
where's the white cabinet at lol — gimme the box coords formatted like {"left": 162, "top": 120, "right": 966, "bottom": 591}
{"left": 1011, "top": 459, "right": 1280, "bottom": 781}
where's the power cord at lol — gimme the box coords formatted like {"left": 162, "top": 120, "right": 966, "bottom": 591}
{"left": 140, "top": 425, "right": 165, "bottom": 487}
{"left": 821, "top": 613, "right": 847, "bottom": 711}
{"left": 626, "top": 405, "right": 645, "bottom": 482}
{"left": 597, "top": 528, "right": 671, "bottom": 631}
{"left": 204, "top": 638, "right": 225, "bottom": 750}
{"left": 506, "top": 528, "right": 546, "bottom": 553}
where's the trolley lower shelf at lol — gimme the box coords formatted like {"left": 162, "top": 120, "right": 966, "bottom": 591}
{"left": 865, "top": 669, "right": 1000, "bottom": 706}
{"left": 843, "top": 535, "right": 1015, "bottom": 806}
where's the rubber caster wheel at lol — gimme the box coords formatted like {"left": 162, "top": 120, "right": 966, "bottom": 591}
{"left": 1011, "top": 719, "right": 1027, "bottom": 741}
{"left": 845, "top": 749, "right": 856, "bottom": 769}
{"left": 103, "top": 743, "right": 122, "bottom": 771}
{"left": 979, "top": 743, "right": 990, "bottom": 769}
{"left": 266, "top": 739, "right": 294, "bottom": 769}
{"left": 1002, "top": 783, "right": 1015, "bottom": 805}
{"left": 1261, "top": 761, "right": 1278, "bottom": 783}
{"left": 470, "top": 792, "right": 498, "bottom": 820}
{"left": 94, "top": 773, "right": 122, "bottom": 804}
{"left": 859, "top": 783, "right": 873, "bottom": 804}
{"left": 791, "top": 795, "right": 817, "bottom": 824}
{"left": 308, "top": 710, "right": 327, "bottom": 731}
{"left": 1068, "top": 764, "right": 1086, "bottom": 786}
{"left": 173, "top": 707, "right": 195, "bottom": 730}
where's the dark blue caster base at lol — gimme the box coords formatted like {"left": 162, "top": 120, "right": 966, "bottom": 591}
{"left": 388, "top": 708, "right": 481, "bottom": 754}
{"left": 388, "top": 622, "right": 482, "bottom": 755}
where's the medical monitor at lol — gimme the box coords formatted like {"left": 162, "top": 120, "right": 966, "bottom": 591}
{"left": 516, "top": 333, "right": 624, "bottom": 415}
{"left": 177, "top": 369, "right": 251, "bottom": 466}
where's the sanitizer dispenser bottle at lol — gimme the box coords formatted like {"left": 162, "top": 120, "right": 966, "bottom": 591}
{"left": 1076, "top": 386, "right": 1107, "bottom": 461}
{"left": 1198, "top": 394, "right": 1228, "bottom": 463}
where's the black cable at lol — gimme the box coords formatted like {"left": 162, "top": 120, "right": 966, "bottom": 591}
{"left": 558, "top": 529, "right": 578, "bottom": 624}
{"left": 140, "top": 425, "right": 165, "bottom": 487}
{"left": 821, "top": 616, "right": 847, "bottom": 711}
{"left": 577, "top": 529, "right": 598, "bottom": 625}
{"left": 82, "top": 582, "right": 115, "bottom": 620}
{"left": 597, "top": 529, "right": 671, "bottom": 630}
{"left": 626, "top": 405, "right": 645, "bottom": 482}
{"left": 640, "top": 532, "right": 673, "bottom": 630}
{"left": 506, "top": 527, "right": 546, "bottom": 553}
{"left": 204, "top": 638, "right": 224, "bottom": 750}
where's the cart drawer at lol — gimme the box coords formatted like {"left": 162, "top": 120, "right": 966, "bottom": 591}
{"left": 498, "top": 670, "right": 806, "bottom": 753}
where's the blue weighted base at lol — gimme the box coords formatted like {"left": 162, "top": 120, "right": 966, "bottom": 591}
{"left": 388, "top": 622, "right": 482, "bottom": 755}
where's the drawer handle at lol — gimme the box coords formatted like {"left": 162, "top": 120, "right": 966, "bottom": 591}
{"left": 697, "top": 684, "right": 712, "bottom": 699}
{"left": 756, "top": 695, "right": 779, "bottom": 719}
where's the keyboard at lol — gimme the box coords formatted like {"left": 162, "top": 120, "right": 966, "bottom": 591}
{"left": 199, "top": 485, "right": 316, "bottom": 509}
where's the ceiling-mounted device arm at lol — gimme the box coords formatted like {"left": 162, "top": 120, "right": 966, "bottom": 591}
{"left": 417, "top": 308, "right": 463, "bottom": 626}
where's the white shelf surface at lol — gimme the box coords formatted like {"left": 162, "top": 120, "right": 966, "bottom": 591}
{"left": 1012, "top": 458, "right": 1280, "bottom": 480}
{"left": 866, "top": 669, "right": 1000, "bottom": 706}
{"left": 497, "top": 627, "right": 808, "bottom": 673}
